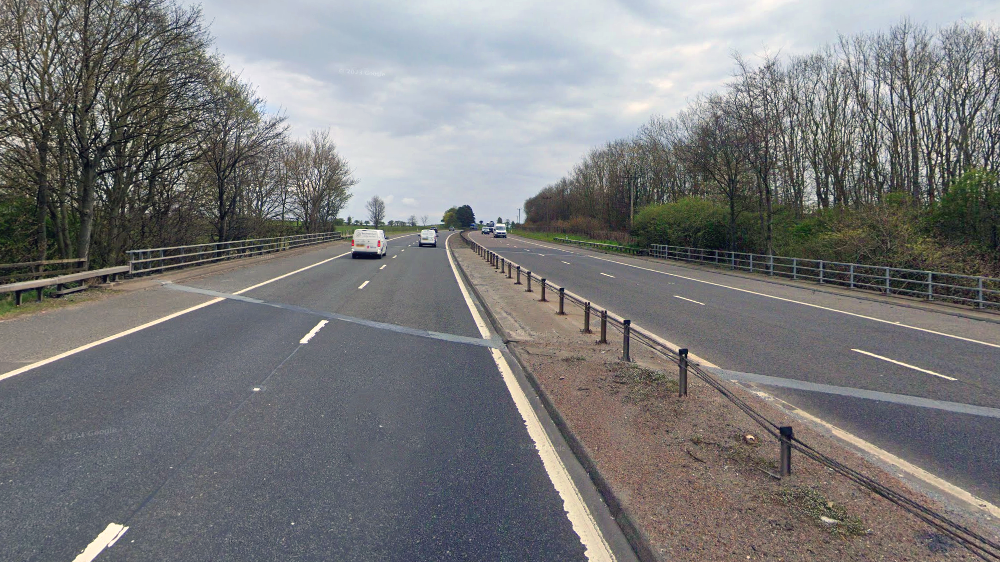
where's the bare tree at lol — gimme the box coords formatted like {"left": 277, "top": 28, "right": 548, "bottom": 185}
{"left": 366, "top": 195, "right": 386, "bottom": 228}
{"left": 420, "top": 214, "right": 429, "bottom": 226}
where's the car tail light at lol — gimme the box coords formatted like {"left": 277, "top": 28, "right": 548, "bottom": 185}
{"left": 377, "top": 240, "right": 381, "bottom": 247}
{"left": 351, "top": 240, "right": 355, "bottom": 246}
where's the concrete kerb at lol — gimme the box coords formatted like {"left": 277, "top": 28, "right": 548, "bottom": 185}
{"left": 449, "top": 233, "right": 660, "bottom": 562}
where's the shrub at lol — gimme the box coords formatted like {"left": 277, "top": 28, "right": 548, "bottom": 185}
{"left": 632, "top": 197, "right": 729, "bottom": 248}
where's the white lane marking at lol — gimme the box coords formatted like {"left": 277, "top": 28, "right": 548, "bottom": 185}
{"left": 0, "top": 241, "right": 374, "bottom": 383}
{"left": 445, "top": 234, "right": 615, "bottom": 561}
{"left": 72, "top": 523, "right": 129, "bottom": 562}
{"left": 599, "top": 273, "right": 615, "bottom": 278}
{"left": 770, "top": 395, "right": 1000, "bottom": 519}
{"left": 516, "top": 236, "right": 1000, "bottom": 350}
{"left": 0, "top": 298, "right": 224, "bottom": 383}
{"left": 233, "top": 251, "right": 350, "bottom": 295}
{"left": 358, "top": 280, "right": 370, "bottom": 290}
{"left": 851, "top": 349, "right": 957, "bottom": 381}
{"left": 392, "top": 255, "right": 397, "bottom": 259}
{"left": 299, "top": 320, "right": 329, "bottom": 344}
{"left": 674, "top": 295, "right": 705, "bottom": 306}
{"left": 562, "top": 261, "right": 571, "bottom": 265}
{"left": 379, "top": 265, "right": 386, "bottom": 270}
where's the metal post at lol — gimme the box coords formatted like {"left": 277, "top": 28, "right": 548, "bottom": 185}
{"left": 500, "top": 258, "right": 505, "bottom": 274}
{"left": 599, "top": 310, "right": 608, "bottom": 344}
{"left": 583, "top": 302, "right": 591, "bottom": 333}
{"left": 494, "top": 254, "right": 499, "bottom": 270}
{"left": 792, "top": 258, "right": 797, "bottom": 280}
{"left": 540, "top": 279, "right": 547, "bottom": 302}
{"left": 749, "top": 253, "right": 753, "bottom": 272}
{"left": 779, "top": 426, "right": 794, "bottom": 478}
{"left": 769, "top": 254, "right": 774, "bottom": 276}
{"left": 885, "top": 267, "right": 891, "bottom": 294}
{"left": 978, "top": 277, "right": 985, "bottom": 309}
{"left": 526, "top": 272, "right": 532, "bottom": 292}
{"left": 819, "top": 261, "right": 824, "bottom": 284}
{"left": 927, "top": 271, "right": 933, "bottom": 301}
{"left": 622, "top": 319, "right": 631, "bottom": 362}
{"left": 678, "top": 348, "right": 688, "bottom": 397}
{"left": 849, "top": 264, "right": 854, "bottom": 288}
{"left": 508, "top": 262, "right": 512, "bottom": 279}
{"left": 731, "top": 252, "right": 735, "bottom": 269}
{"left": 515, "top": 265, "right": 521, "bottom": 285}
{"left": 558, "top": 288, "right": 565, "bottom": 314}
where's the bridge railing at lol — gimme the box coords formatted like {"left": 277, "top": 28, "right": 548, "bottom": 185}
{"left": 128, "top": 231, "right": 344, "bottom": 275}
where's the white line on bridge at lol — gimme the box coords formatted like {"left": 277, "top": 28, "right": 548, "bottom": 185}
{"left": 851, "top": 349, "right": 957, "bottom": 381}
{"left": 674, "top": 295, "right": 705, "bottom": 306}
{"left": 358, "top": 280, "right": 370, "bottom": 290}
{"left": 299, "top": 320, "right": 329, "bottom": 344}
{"left": 600, "top": 273, "right": 615, "bottom": 278}
{"left": 71, "top": 523, "right": 128, "bottom": 562}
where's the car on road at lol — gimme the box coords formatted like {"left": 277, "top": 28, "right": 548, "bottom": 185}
{"left": 418, "top": 229, "right": 437, "bottom": 247}
{"left": 352, "top": 229, "right": 387, "bottom": 258}
{"left": 493, "top": 224, "right": 507, "bottom": 238}
{"left": 449, "top": 226, "right": 455, "bottom": 231}
{"left": 482, "top": 225, "right": 492, "bottom": 235}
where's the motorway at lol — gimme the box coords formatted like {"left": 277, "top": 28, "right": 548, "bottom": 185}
{"left": 0, "top": 234, "right": 633, "bottom": 562}
{"left": 475, "top": 233, "right": 1000, "bottom": 512}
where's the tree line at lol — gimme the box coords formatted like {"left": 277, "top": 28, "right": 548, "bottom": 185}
{"left": 524, "top": 20, "right": 1000, "bottom": 271}
{"left": 0, "top": 0, "right": 357, "bottom": 268}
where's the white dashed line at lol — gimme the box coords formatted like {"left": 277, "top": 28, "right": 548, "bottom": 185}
{"left": 299, "top": 320, "right": 329, "bottom": 344}
{"left": 358, "top": 280, "right": 370, "bottom": 290}
{"left": 392, "top": 255, "right": 397, "bottom": 259}
{"left": 71, "top": 523, "right": 129, "bottom": 562}
{"left": 380, "top": 265, "right": 386, "bottom": 270}
{"left": 673, "top": 295, "right": 705, "bottom": 306}
{"left": 599, "top": 273, "right": 615, "bottom": 278}
{"left": 562, "top": 261, "right": 571, "bottom": 265}
{"left": 852, "top": 349, "right": 956, "bottom": 381}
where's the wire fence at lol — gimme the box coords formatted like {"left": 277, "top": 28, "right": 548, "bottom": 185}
{"left": 462, "top": 231, "right": 1000, "bottom": 561}
{"left": 649, "top": 244, "right": 1000, "bottom": 310}
{"left": 128, "top": 231, "right": 344, "bottom": 275}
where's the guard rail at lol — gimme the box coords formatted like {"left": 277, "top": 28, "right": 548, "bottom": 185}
{"left": 128, "top": 231, "right": 344, "bottom": 275}
{"left": 461, "top": 231, "right": 1000, "bottom": 560}
{"left": 554, "top": 237, "right": 646, "bottom": 255}
{"left": 649, "top": 244, "right": 999, "bottom": 310}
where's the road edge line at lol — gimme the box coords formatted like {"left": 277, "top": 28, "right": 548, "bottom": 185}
{"left": 445, "top": 234, "right": 617, "bottom": 562}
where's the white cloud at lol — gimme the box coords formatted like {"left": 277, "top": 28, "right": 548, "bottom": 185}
{"left": 201, "top": 0, "right": 1000, "bottom": 223}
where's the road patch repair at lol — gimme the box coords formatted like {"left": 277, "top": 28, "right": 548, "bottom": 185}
{"left": 450, "top": 234, "right": 1000, "bottom": 561}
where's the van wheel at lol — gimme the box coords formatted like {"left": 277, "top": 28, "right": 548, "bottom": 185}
{"left": 378, "top": 252, "right": 383, "bottom": 259}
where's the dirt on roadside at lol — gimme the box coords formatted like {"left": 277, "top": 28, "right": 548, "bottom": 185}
{"left": 450, "top": 235, "right": 999, "bottom": 561}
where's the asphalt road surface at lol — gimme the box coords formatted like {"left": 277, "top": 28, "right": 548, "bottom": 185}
{"left": 0, "top": 234, "right": 632, "bottom": 562}
{"left": 476, "top": 233, "right": 1000, "bottom": 511}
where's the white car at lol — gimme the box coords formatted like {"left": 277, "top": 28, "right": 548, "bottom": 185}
{"left": 493, "top": 224, "right": 507, "bottom": 238}
{"left": 352, "top": 229, "right": 386, "bottom": 258}
{"left": 481, "top": 226, "right": 492, "bottom": 235}
{"left": 418, "top": 229, "right": 437, "bottom": 247}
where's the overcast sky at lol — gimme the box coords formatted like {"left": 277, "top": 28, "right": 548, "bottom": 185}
{"left": 197, "top": 0, "right": 999, "bottom": 225}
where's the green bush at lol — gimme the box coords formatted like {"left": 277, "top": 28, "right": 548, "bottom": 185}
{"left": 632, "top": 197, "right": 729, "bottom": 248}
{"left": 933, "top": 168, "right": 1000, "bottom": 253}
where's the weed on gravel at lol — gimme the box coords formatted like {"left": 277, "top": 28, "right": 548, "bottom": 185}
{"left": 608, "top": 361, "right": 679, "bottom": 403}
{"left": 778, "top": 485, "right": 867, "bottom": 537}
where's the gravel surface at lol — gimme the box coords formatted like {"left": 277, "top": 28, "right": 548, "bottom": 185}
{"left": 452, "top": 236, "right": 999, "bottom": 561}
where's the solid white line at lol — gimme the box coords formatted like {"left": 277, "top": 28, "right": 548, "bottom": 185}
{"left": 851, "top": 349, "right": 957, "bottom": 381}
{"left": 358, "top": 280, "right": 370, "bottom": 290}
{"left": 233, "top": 251, "right": 350, "bottom": 295}
{"left": 674, "top": 295, "right": 705, "bottom": 306}
{"left": 299, "top": 320, "right": 329, "bottom": 344}
{"left": 562, "top": 261, "right": 571, "bottom": 265}
{"left": 515, "top": 237, "right": 1000, "bottom": 350}
{"left": 379, "top": 265, "right": 386, "bottom": 270}
{"left": 72, "top": 523, "right": 129, "bottom": 562}
{"left": 599, "top": 273, "right": 615, "bottom": 278}
{"left": 0, "top": 298, "right": 225, "bottom": 383}
{"left": 444, "top": 234, "right": 615, "bottom": 561}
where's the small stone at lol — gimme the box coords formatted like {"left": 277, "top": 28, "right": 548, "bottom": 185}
{"left": 820, "top": 516, "right": 840, "bottom": 525}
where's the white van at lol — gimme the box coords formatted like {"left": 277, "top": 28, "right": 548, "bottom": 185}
{"left": 418, "top": 229, "right": 437, "bottom": 247}
{"left": 493, "top": 224, "right": 507, "bottom": 238}
{"left": 352, "top": 229, "right": 386, "bottom": 258}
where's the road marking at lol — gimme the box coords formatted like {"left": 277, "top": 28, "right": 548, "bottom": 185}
{"left": 851, "top": 349, "right": 957, "bottom": 381}
{"left": 674, "top": 295, "right": 705, "bottom": 306}
{"left": 379, "top": 264, "right": 386, "bottom": 270}
{"left": 445, "top": 234, "right": 615, "bottom": 561}
{"left": 299, "top": 320, "right": 329, "bottom": 344}
{"left": 233, "top": 251, "right": 350, "bottom": 295}
{"left": 766, "top": 394, "right": 1000, "bottom": 519}
{"left": 72, "top": 523, "right": 129, "bottom": 562}
{"left": 562, "top": 261, "right": 571, "bottom": 265}
{"left": 513, "top": 237, "right": 1000, "bottom": 350}
{"left": 358, "top": 280, "right": 370, "bottom": 290}
{"left": 600, "top": 273, "right": 615, "bottom": 278}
